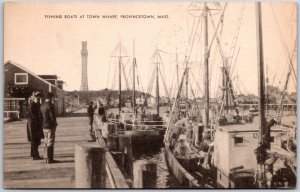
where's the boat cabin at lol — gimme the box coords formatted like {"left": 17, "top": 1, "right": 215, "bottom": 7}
{"left": 214, "top": 124, "right": 288, "bottom": 188}
{"left": 119, "top": 112, "right": 134, "bottom": 124}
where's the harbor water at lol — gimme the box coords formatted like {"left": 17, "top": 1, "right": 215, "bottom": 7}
{"left": 133, "top": 146, "right": 182, "bottom": 188}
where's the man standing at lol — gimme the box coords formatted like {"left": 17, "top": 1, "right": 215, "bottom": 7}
{"left": 27, "top": 91, "right": 43, "bottom": 160}
{"left": 98, "top": 103, "right": 107, "bottom": 122}
{"left": 87, "top": 101, "right": 94, "bottom": 131}
{"left": 40, "top": 92, "right": 58, "bottom": 164}
{"left": 87, "top": 101, "right": 96, "bottom": 141}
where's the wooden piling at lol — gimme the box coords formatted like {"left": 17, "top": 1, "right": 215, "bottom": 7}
{"left": 119, "top": 135, "right": 133, "bottom": 177}
{"left": 133, "top": 160, "right": 157, "bottom": 188}
{"left": 107, "top": 134, "right": 119, "bottom": 151}
{"left": 75, "top": 145, "right": 106, "bottom": 188}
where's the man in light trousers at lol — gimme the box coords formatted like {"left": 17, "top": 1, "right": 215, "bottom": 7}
{"left": 40, "top": 92, "right": 58, "bottom": 164}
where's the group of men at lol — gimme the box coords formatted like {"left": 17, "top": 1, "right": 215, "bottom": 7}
{"left": 27, "top": 91, "right": 58, "bottom": 164}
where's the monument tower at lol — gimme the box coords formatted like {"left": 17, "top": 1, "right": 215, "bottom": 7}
{"left": 80, "top": 41, "right": 89, "bottom": 91}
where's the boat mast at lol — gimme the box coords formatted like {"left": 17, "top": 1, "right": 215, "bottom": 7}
{"left": 204, "top": 2, "right": 210, "bottom": 129}
{"left": 185, "top": 56, "right": 189, "bottom": 100}
{"left": 119, "top": 42, "right": 122, "bottom": 117}
{"left": 176, "top": 48, "right": 179, "bottom": 91}
{"left": 255, "top": 2, "right": 266, "bottom": 187}
{"left": 156, "top": 49, "right": 160, "bottom": 116}
{"left": 133, "top": 40, "right": 136, "bottom": 118}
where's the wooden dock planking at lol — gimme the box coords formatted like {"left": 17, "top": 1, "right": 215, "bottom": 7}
{"left": 3, "top": 115, "right": 113, "bottom": 188}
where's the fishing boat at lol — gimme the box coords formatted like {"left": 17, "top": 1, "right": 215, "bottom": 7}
{"left": 164, "top": 2, "right": 296, "bottom": 188}
{"left": 97, "top": 42, "right": 166, "bottom": 150}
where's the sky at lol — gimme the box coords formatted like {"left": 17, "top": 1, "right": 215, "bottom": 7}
{"left": 4, "top": 2, "right": 297, "bottom": 98}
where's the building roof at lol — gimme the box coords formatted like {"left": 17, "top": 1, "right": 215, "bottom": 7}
{"left": 38, "top": 75, "right": 58, "bottom": 79}
{"left": 4, "top": 60, "right": 64, "bottom": 91}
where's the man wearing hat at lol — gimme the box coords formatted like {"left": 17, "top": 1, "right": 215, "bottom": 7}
{"left": 27, "top": 91, "right": 43, "bottom": 160}
{"left": 40, "top": 92, "right": 58, "bottom": 164}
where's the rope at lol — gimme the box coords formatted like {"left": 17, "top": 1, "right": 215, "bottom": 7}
{"left": 270, "top": 3, "right": 296, "bottom": 82}
{"left": 121, "top": 59, "right": 130, "bottom": 90}
{"left": 106, "top": 57, "right": 112, "bottom": 88}
{"left": 226, "top": 3, "right": 245, "bottom": 68}
{"left": 159, "top": 68, "right": 171, "bottom": 99}
{"left": 188, "top": 76, "right": 201, "bottom": 114}
{"left": 190, "top": 70, "right": 203, "bottom": 96}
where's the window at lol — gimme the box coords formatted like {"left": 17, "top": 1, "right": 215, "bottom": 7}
{"left": 234, "top": 137, "right": 244, "bottom": 144}
{"left": 270, "top": 136, "right": 275, "bottom": 143}
{"left": 4, "top": 101, "right": 10, "bottom": 110}
{"left": 11, "top": 100, "right": 17, "bottom": 109}
{"left": 15, "top": 73, "right": 28, "bottom": 85}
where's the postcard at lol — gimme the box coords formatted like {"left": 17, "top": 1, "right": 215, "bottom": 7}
{"left": 3, "top": 1, "right": 297, "bottom": 189}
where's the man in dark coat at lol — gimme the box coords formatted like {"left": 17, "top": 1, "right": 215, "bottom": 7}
{"left": 87, "top": 101, "right": 96, "bottom": 141}
{"left": 40, "top": 92, "right": 58, "bottom": 164}
{"left": 98, "top": 103, "right": 105, "bottom": 116}
{"left": 87, "top": 101, "right": 94, "bottom": 131}
{"left": 27, "top": 91, "right": 43, "bottom": 160}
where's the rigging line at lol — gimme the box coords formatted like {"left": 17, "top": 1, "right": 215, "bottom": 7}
{"left": 147, "top": 69, "right": 154, "bottom": 93}
{"left": 147, "top": 69, "right": 156, "bottom": 96}
{"left": 187, "top": 12, "right": 196, "bottom": 45}
{"left": 159, "top": 68, "right": 171, "bottom": 99}
{"left": 207, "top": 3, "right": 228, "bottom": 56}
{"left": 157, "top": 50, "right": 169, "bottom": 89}
{"left": 229, "top": 47, "right": 241, "bottom": 80}
{"left": 212, "top": 66, "right": 221, "bottom": 99}
{"left": 208, "top": 9, "right": 226, "bottom": 61}
{"left": 136, "top": 64, "right": 145, "bottom": 93}
{"left": 121, "top": 59, "right": 130, "bottom": 90}
{"left": 270, "top": 3, "right": 296, "bottom": 80}
{"left": 208, "top": 42, "right": 219, "bottom": 92}
{"left": 127, "top": 63, "right": 133, "bottom": 88}
{"left": 197, "top": 17, "right": 203, "bottom": 80}
{"left": 186, "top": 12, "right": 191, "bottom": 42}
{"left": 188, "top": 76, "right": 201, "bottom": 114}
{"left": 190, "top": 69, "right": 203, "bottom": 96}
{"left": 226, "top": 3, "right": 245, "bottom": 66}
{"left": 106, "top": 57, "right": 111, "bottom": 88}
{"left": 169, "top": 70, "right": 177, "bottom": 98}
{"left": 164, "top": 68, "right": 188, "bottom": 143}
{"left": 210, "top": 18, "right": 240, "bottom": 102}
{"left": 271, "top": 72, "right": 277, "bottom": 88}
{"left": 184, "top": 11, "right": 202, "bottom": 63}
{"left": 110, "top": 42, "right": 118, "bottom": 58}
{"left": 275, "top": 39, "right": 297, "bottom": 119}
{"left": 111, "top": 58, "right": 117, "bottom": 90}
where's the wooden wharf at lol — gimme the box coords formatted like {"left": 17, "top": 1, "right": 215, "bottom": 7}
{"left": 3, "top": 110, "right": 129, "bottom": 189}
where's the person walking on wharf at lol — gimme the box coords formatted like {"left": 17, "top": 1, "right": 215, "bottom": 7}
{"left": 87, "top": 101, "right": 96, "bottom": 141}
{"left": 27, "top": 91, "right": 43, "bottom": 160}
{"left": 40, "top": 92, "right": 59, "bottom": 164}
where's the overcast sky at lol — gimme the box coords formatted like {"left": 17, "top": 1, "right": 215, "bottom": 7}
{"left": 4, "top": 2, "right": 296, "bottom": 98}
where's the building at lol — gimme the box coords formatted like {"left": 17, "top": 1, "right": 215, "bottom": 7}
{"left": 4, "top": 60, "right": 66, "bottom": 120}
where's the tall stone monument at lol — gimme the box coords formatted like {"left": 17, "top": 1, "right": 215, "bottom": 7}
{"left": 80, "top": 41, "right": 89, "bottom": 91}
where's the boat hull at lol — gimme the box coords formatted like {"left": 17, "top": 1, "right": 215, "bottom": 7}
{"left": 164, "top": 144, "right": 200, "bottom": 188}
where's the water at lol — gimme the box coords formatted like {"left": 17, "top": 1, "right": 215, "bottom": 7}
{"left": 133, "top": 147, "right": 182, "bottom": 188}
